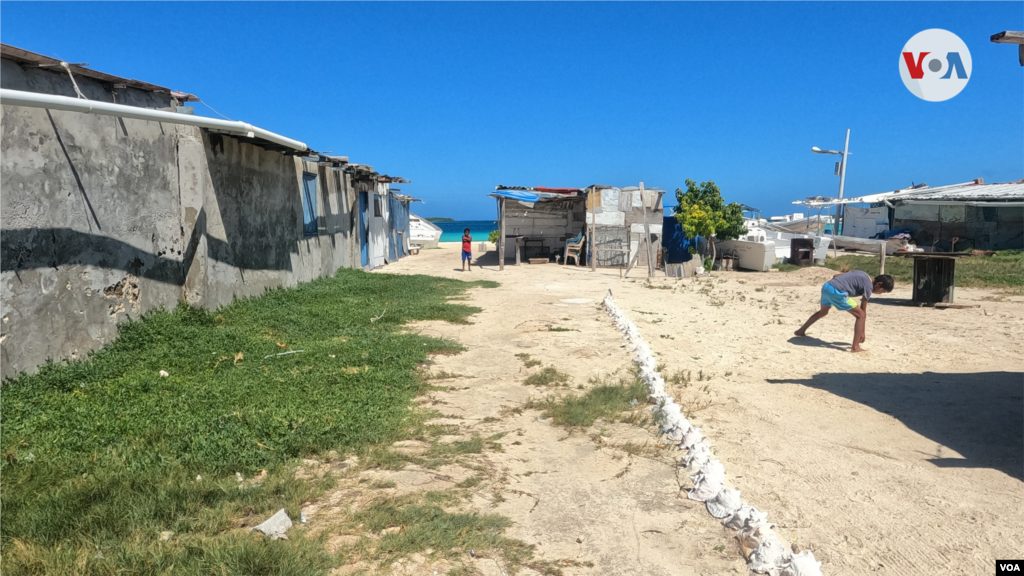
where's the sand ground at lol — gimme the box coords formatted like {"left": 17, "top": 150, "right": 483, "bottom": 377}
{"left": 320, "top": 242, "right": 1022, "bottom": 576}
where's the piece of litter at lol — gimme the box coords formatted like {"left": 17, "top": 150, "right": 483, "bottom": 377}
{"left": 159, "top": 530, "right": 173, "bottom": 541}
{"left": 264, "top": 350, "right": 305, "bottom": 359}
{"left": 252, "top": 508, "right": 292, "bottom": 538}
{"left": 470, "top": 549, "right": 475, "bottom": 558}
{"left": 630, "top": 398, "right": 638, "bottom": 406}
{"left": 195, "top": 474, "right": 202, "bottom": 481}
{"left": 537, "top": 418, "right": 550, "bottom": 424}
{"left": 159, "top": 370, "right": 169, "bottom": 377}
{"left": 301, "top": 512, "right": 307, "bottom": 523}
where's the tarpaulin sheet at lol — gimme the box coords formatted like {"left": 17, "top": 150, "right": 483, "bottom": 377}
{"left": 490, "top": 190, "right": 540, "bottom": 203}
{"left": 662, "top": 214, "right": 698, "bottom": 263}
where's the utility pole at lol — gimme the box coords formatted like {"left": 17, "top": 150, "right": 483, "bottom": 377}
{"left": 837, "top": 129, "right": 850, "bottom": 235}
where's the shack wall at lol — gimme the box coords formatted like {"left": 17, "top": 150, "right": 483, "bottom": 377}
{"left": 1, "top": 60, "right": 359, "bottom": 378}
{"left": 587, "top": 187, "right": 663, "bottom": 267}
{"left": 893, "top": 204, "right": 1023, "bottom": 251}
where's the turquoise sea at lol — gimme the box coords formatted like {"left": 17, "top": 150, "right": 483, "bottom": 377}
{"left": 436, "top": 220, "right": 498, "bottom": 242}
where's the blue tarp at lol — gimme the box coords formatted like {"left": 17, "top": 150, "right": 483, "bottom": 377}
{"left": 489, "top": 190, "right": 540, "bottom": 203}
{"left": 662, "top": 214, "right": 699, "bottom": 263}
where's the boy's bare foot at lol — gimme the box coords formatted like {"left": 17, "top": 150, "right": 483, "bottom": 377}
{"left": 794, "top": 329, "right": 807, "bottom": 337}
{"left": 851, "top": 346, "right": 866, "bottom": 353}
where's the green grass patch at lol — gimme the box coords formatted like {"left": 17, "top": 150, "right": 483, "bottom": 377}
{"left": 429, "top": 435, "right": 485, "bottom": 458}
{"left": 524, "top": 367, "right": 570, "bottom": 387}
{"left": 526, "top": 373, "right": 649, "bottom": 428}
{"left": 775, "top": 251, "right": 1022, "bottom": 290}
{"left": 771, "top": 262, "right": 804, "bottom": 272}
{"left": 514, "top": 353, "right": 542, "bottom": 368}
{"left": 1, "top": 268, "right": 497, "bottom": 574}
{"left": 348, "top": 495, "right": 532, "bottom": 568}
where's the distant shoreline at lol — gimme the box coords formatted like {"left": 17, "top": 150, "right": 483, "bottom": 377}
{"left": 426, "top": 217, "right": 455, "bottom": 222}
{"left": 435, "top": 220, "right": 497, "bottom": 242}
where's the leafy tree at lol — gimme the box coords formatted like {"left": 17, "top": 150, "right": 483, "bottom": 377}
{"left": 674, "top": 179, "right": 747, "bottom": 268}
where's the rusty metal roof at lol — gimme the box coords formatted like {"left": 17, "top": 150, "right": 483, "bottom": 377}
{"left": 1, "top": 43, "right": 172, "bottom": 94}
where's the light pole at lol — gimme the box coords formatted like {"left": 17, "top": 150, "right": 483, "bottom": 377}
{"left": 812, "top": 128, "right": 851, "bottom": 235}
{"left": 990, "top": 31, "right": 1024, "bottom": 66}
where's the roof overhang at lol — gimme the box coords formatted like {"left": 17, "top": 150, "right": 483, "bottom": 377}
{"left": 2, "top": 43, "right": 172, "bottom": 94}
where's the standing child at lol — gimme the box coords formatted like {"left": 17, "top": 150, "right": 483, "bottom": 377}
{"left": 461, "top": 228, "right": 473, "bottom": 271}
{"left": 794, "top": 270, "right": 894, "bottom": 353}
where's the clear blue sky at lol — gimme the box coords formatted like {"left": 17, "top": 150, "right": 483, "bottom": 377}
{"left": 2, "top": 2, "right": 1021, "bottom": 220}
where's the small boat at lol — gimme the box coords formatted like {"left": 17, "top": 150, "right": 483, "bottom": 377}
{"left": 715, "top": 208, "right": 833, "bottom": 272}
{"left": 409, "top": 213, "right": 442, "bottom": 249}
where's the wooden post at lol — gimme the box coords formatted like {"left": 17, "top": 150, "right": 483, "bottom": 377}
{"left": 624, "top": 234, "right": 645, "bottom": 277}
{"left": 498, "top": 197, "right": 505, "bottom": 271}
{"left": 640, "top": 182, "right": 655, "bottom": 278}
{"left": 879, "top": 241, "right": 886, "bottom": 275}
{"left": 589, "top": 188, "right": 597, "bottom": 272}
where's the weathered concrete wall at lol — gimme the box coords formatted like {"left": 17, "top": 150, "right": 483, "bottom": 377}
{"left": 893, "top": 204, "right": 1024, "bottom": 251}
{"left": 1, "top": 60, "right": 358, "bottom": 378}
{"left": 2, "top": 61, "right": 185, "bottom": 376}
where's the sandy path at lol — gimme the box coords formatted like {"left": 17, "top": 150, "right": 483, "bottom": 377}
{"left": 365, "top": 243, "right": 1023, "bottom": 575}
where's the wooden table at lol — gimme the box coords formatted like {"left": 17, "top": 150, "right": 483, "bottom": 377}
{"left": 893, "top": 252, "right": 972, "bottom": 304}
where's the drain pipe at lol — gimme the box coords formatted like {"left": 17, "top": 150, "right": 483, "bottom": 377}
{"left": 0, "top": 88, "right": 309, "bottom": 153}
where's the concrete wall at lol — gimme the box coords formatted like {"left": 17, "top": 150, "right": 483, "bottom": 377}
{"left": 893, "top": 204, "right": 1023, "bottom": 251}
{"left": 1, "top": 60, "right": 358, "bottom": 378}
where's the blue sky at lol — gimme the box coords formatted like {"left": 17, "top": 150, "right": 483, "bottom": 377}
{"left": 2, "top": 2, "right": 1021, "bottom": 220}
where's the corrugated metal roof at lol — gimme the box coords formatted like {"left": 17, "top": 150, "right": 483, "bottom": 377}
{"left": 797, "top": 180, "right": 1024, "bottom": 206}
{"left": 895, "top": 181, "right": 1024, "bottom": 202}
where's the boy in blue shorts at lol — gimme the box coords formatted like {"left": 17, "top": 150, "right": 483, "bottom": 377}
{"left": 461, "top": 228, "right": 472, "bottom": 271}
{"left": 794, "top": 271, "right": 894, "bottom": 353}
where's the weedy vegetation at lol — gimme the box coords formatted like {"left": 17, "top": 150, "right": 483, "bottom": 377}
{"left": 524, "top": 367, "right": 571, "bottom": 387}
{"left": 0, "top": 269, "right": 499, "bottom": 575}
{"left": 514, "top": 353, "right": 542, "bottom": 368}
{"left": 526, "top": 371, "right": 649, "bottom": 428}
{"left": 773, "top": 251, "right": 1023, "bottom": 291}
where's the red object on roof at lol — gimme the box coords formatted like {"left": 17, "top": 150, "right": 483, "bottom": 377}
{"left": 534, "top": 187, "right": 581, "bottom": 194}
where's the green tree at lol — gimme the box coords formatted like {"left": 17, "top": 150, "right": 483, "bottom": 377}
{"left": 674, "top": 179, "right": 747, "bottom": 269}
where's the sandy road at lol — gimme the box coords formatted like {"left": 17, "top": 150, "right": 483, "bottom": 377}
{"left": 363, "top": 243, "right": 1023, "bottom": 575}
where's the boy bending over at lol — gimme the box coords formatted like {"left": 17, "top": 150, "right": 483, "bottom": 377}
{"left": 795, "top": 271, "right": 894, "bottom": 353}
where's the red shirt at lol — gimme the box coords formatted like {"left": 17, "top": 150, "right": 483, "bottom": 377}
{"left": 462, "top": 235, "right": 472, "bottom": 252}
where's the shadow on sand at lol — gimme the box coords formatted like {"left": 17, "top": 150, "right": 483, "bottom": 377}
{"left": 767, "top": 371, "right": 1024, "bottom": 480}
{"left": 787, "top": 336, "right": 849, "bottom": 351}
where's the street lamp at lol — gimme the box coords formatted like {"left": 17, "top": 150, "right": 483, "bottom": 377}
{"left": 990, "top": 31, "right": 1024, "bottom": 66}
{"left": 812, "top": 129, "right": 851, "bottom": 235}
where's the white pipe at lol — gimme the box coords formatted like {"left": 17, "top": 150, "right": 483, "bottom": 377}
{"left": 0, "top": 88, "right": 309, "bottom": 152}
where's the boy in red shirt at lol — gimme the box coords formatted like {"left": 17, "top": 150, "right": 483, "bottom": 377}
{"left": 461, "top": 228, "right": 473, "bottom": 271}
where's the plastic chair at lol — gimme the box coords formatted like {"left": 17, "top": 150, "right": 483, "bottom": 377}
{"left": 564, "top": 232, "right": 585, "bottom": 266}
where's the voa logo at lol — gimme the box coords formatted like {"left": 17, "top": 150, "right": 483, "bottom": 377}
{"left": 899, "top": 29, "right": 972, "bottom": 102}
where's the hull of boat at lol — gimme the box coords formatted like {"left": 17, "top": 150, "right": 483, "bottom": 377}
{"left": 409, "top": 214, "right": 442, "bottom": 249}
{"left": 716, "top": 239, "right": 778, "bottom": 272}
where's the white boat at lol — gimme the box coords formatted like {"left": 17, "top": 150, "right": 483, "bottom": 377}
{"left": 715, "top": 209, "right": 833, "bottom": 272}
{"left": 409, "top": 213, "right": 442, "bottom": 249}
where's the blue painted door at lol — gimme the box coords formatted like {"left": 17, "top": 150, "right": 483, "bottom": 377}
{"left": 359, "top": 192, "right": 369, "bottom": 267}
